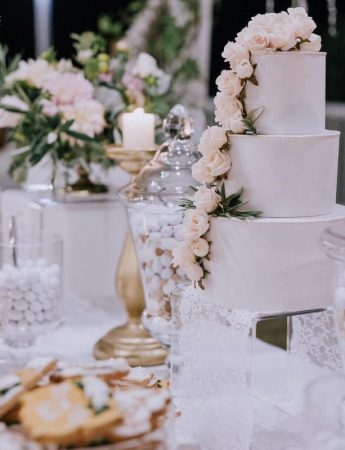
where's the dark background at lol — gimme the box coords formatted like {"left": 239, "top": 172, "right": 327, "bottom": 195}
{"left": 1, "top": 0, "right": 345, "bottom": 99}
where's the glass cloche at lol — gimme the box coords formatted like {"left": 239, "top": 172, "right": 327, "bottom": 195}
{"left": 119, "top": 105, "right": 199, "bottom": 345}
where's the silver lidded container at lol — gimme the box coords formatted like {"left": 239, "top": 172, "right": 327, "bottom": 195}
{"left": 119, "top": 105, "right": 199, "bottom": 345}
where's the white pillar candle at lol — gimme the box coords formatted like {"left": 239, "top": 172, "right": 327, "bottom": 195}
{"left": 122, "top": 108, "right": 155, "bottom": 150}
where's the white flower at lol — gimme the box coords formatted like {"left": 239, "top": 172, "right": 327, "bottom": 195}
{"left": 247, "top": 13, "right": 276, "bottom": 34}
{"left": 62, "top": 99, "right": 105, "bottom": 137}
{"left": 132, "top": 52, "right": 163, "bottom": 78}
{"left": 300, "top": 33, "right": 321, "bottom": 52}
{"left": 198, "top": 126, "right": 228, "bottom": 156}
{"left": 234, "top": 59, "right": 254, "bottom": 79}
{"left": 204, "top": 149, "right": 232, "bottom": 178}
{"left": 0, "top": 95, "right": 28, "bottom": 128}
{"left": 229, "top": 111, "right": 246, "bottom": 134}
{"left": 185, "top": 263, "right": 204, "bottom": 282}
{"left": 193, "top": 186, "right": 221, "bottom": 213}
{"left": 192, "top": 158, "right": 214, "bottom": 184}
{"left": 5, "top": 59, "right": 55, "bottom": 88}
{"left": 190, "top": 238, "right": 209, "bottom": 258}
{"left": 172, "top": 243, "right": 195, "bottom": 269}
{"left": 56, "top": 58, "right": 74, "bottom": 72}
{"left": 288, "top": 9, "right": 316, "bottom": 40}
{"left": 269, "top": 13, "right": 297, "bottom": 51}
{"left": 116, "top": 39, "right": 129, "bottom": 52}
{"left": 77, "top": 49, "right": 94, "bottom": 64}
{"left": 182, "top": 209, "right": 210, "bottom": 241}
{"left": 47, "top": 131, "right": 58, "bottom": 144}
{"left": 242, "top": 28, "right": 270, "bottom": 53}
{"left": 221, "top": 42, "right": 249, "bottom": 66}
{"left": 214, "top": 92, "right": 243, "bottom": 127}
{"left": 215, "top": 70, "right": 243, "bottom": 96}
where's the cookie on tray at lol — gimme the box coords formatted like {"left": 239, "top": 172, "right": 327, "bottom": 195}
{"left": 113, "top": 366, "right": 169, "bottom": 389}
{"left": 50, "top": 358, "right": 130, "bottom": 383}
{"left": 106, "top": 387, "right": 170, "bottom": 443}
{"left": 0, "top": 357, "right": 57, "bottom": 419}
{"left": 19, "top": 376, "right": 122, "bottom": 447}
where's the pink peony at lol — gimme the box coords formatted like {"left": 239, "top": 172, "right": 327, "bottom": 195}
{"left": 42, "top": 72, "right": 94, "bottom": 107}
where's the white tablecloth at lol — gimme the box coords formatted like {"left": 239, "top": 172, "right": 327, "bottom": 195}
{"left": 0, "top": 294, "right": 327, "bottom": 449}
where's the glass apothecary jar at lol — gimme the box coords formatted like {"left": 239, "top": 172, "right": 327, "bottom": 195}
{"left": 322, "top": 224, "right": 345, "bottom": 368}
{"left": 119, "top": 105, "right": 199, "bottom": 345}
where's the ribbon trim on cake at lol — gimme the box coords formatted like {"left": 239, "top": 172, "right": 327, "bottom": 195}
{"left": 173, "top": 8, "right": 322, "bottom": 286}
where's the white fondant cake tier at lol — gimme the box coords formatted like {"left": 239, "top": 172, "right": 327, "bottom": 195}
{"left": 245, "top": 52, "right": 326, "bottom": 135}
{"left": 197, "top": 206, "right": 345, "bottom": 313}
{"left": 223, "top": 131, "right": 339, "bottom": 218}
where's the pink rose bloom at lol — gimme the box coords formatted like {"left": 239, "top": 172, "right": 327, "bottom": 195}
{"left": 42, "top": 72, "right": 94, "bottom": 106}
{"left": 98, "top": 73, "right": 113, "bottom": 83}
{"left": 122, "top": 72, "right": 145, "bottom": 92}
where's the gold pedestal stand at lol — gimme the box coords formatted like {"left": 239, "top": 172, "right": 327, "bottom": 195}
{"left": 93, "top": 147, "right": 168, "bottom": 366}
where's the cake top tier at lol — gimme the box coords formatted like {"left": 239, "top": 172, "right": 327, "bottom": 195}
{"left": 215, "top": 8, "right": 323, "bottom": 135}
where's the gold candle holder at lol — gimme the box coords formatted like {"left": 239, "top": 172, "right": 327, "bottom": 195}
{"left": 93, "top": 146, "right": 168, "bottom": 366}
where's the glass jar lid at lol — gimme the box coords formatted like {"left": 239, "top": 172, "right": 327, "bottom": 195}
{"left": 119, "top": 105, "right": 200, "bottom": 208}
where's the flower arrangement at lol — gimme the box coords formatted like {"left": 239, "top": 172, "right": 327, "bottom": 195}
{"left": 0, "top": 32, "right": 171, "bottom": 186}
{"left": 0, "top": 52, "right": 110, "bottom": 185}
{"left": 72, "top": 30, "right": 172, "bottom": 136}
{"left": 172, "top": 7, "right": 322, "bottom": 286}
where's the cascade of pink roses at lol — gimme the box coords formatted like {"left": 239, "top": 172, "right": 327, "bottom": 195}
{"left": 172, "top": 7, "right": 322, "bottom": 284}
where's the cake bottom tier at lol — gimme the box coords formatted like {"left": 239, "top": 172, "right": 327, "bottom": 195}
{"left": 198, "top": 205, "right": 345, "bottom": 313}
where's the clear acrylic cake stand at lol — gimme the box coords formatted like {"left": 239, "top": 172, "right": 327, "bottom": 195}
{"left": 171, "top": 288, "right": 341, "bottom": 450}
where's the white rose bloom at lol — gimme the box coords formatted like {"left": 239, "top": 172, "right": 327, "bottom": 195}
{"left": 182, "top": 209, "right": 210, "bottom": 241}
{"left": 221, "top": 42, "right": 249, "bottom": 67}
{"left": 5, "top": 59, "right": 55, "bottom": 88}
{"left": 215, "top": 70, "right": 243, "bottom": 96}
{"left": 229, "top": 111, "right": 246, "bottom": 134}
{"left": 247, "top": 13, "right": 276, "bottom": 34}
{"left": 192, "top": 158, "right": 215, "bottom": 184}
{"left": 300, "top": 33, "right": 322, "bottom": 52}
{"left": 191, "top": 238, "right": 209, "bottom": 258}
{"left": 204, "top": 149, "right": 232, "bottom": 178}
{"left": 193, "top": 185, "right": 221, "bottom": 213}
{"left": 198, "top": 126, "right": 228, "bottom": 156}
{"left": 0, "top": 95, "right": 28, "bottom": 128}
{"left": 287, "top": 7, "right": 308, "bottom": 17}
{"left": 288, "top": 9, "right": 316, "bottom": 40}
{"left": 172, "top": 243, "right": 195, "bottom": 268}
{"left": 214, "top": 92, "right": 243, "bottom": 123}
{"left": 242, "top": 28, "right": 270, "bottom": 52}
{"left": 269, "top": 12, "right": 297, "bottom": 51}
{"left": 234, "top": 59, "right": 254, "bottom": 79}
{"left": 185, "top": 263, "right": 204, "bottom": 282}
{"left": 132, "top": 52, "right": 163, "bottom": 78}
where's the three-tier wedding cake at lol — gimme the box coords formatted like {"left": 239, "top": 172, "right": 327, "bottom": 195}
{"left": 173, "top": 8, "right": 345, "bottom": 313}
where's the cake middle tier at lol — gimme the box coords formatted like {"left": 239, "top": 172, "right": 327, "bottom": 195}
{"left": 223, "top": 132, "right": 339, "bottom": 217}
{"left": 197, "top": 206, "right": 345, "bottom": 313}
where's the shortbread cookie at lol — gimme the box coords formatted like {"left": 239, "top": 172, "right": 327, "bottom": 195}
{"left": 17, "top": 357, "right": 57, "bottom": 389}
{"left": 0, "top": 357, "right": 57, "bottom": 419}
{"left": 106, "top": 388, "right": 170, "bottom": 442}
{"left": 50, "top": 358, "right": 130, "bottom": 383}
{"left": 19, "top": 376, "right": 122, "bottom": 447}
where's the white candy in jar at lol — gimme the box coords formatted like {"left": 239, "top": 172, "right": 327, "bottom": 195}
{"left": 0, "top": 260, "right": 61, "bottom": 329}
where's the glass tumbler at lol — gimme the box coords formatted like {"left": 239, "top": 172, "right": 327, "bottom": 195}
{"left": 0, "top": 232, "right": 63, "bottom": 348}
